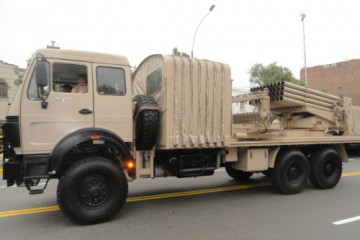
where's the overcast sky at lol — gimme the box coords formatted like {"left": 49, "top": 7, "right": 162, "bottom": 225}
{"left": 1, "top": 0, "right": 360, "bottom": 88}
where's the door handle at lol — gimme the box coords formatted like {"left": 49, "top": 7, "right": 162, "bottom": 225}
{"left": 78, "top": 109, "right": 93, "bottom": 115}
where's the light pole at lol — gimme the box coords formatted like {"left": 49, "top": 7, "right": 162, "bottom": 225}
{"left": 301, "top": 12, "right": 308, "bottom": 86}
{"left": 191, "top": 5, "right": 215, "bottom": 58}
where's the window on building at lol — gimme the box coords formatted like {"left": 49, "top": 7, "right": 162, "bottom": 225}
{"left": 0, "top": 80, "right": 8, "bottom": 97}
{"left": 96, "top": 67, "right": 126, "bottom": 96}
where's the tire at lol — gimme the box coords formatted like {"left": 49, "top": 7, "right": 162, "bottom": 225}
{"left": 57, "top": 157, "right": 128, "bottom": 224}
{"left": 309, "top": 148, "right": 342, "bottom": 189}
{"left": 271, "top": 149, "right": 309, "bottom": 194}
{"left": 133, "top": 95, "right": 160, "bottom": 150}
{"left": 225, "top": 163, "right": 253, "bottom": 181}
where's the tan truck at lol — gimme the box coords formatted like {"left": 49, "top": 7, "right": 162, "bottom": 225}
{"left": 2, "top": 49, "right": 360, "bottom": 224}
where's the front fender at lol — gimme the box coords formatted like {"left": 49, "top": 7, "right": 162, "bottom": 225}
{"left": 50, "top": 128, "right": 131, "bottom": 171}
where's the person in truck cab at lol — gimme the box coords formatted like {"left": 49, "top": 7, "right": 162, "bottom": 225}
{"left": 62, "top": 84, "right": 72, "bottom": 93}
{"left": 72, "top": 74, "right": 88, "bottom": 93}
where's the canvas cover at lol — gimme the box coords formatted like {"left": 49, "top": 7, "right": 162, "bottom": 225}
{"left": 133, "top": 55, "right": 232, "bottom": 150}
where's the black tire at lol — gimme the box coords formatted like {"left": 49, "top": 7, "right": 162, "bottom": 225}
{"left": 225, "top": 163, "right": 253, "bottom": 181}
{"left": 57, "top": 157, "right": 128, "bottom": 224}
{"left": 309, "top": 148, "right": 342, "bottom": 189}
{"left": 133, "top": 95, "right": 159, "bottom": 150}
{"left": 271, "top": 149, "right": 309, "bottom": 194}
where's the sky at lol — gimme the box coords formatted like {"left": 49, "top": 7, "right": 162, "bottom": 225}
{"left": 1, "top": 0, "right": 360, "bottom": 88}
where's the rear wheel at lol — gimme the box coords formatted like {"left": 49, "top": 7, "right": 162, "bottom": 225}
{"left": 225, "top": 163, "right": 253, "bottom": 181}
{"left": 309, "top": 148, "right": 342, "bottom": 189}
{"left": 57, "top": 157, "right": 128, "bottom": 224}
{"left": 271, "top": 149, "right": 309, "bottom": 194}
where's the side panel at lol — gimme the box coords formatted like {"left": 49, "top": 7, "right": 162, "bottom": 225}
{"left": 21, "top": 60, "right": 93, "bottom": 154}
{"left": 92, "top": 64, "right": 133, "bottom": 142}
{"left": 133, "top": 55, "right": 231, "bottom": 150}
{"left": 351, "top": 106, "right": 360, "bottom": 136}
{"left": 232, "top": 148, "right": 269, "bottom": 171}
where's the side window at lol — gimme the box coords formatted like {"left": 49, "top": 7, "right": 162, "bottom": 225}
{"left": 96, "top": 67, "right": 126, "bottom": 96}
{"left": 27, "top": 62, "right": 50, "bottom": 100}
{"left": 146, "top": 67, "right": 162, "bottom": 95}
{"left": 53, "top": 63, "right": 87, "bottom": 93}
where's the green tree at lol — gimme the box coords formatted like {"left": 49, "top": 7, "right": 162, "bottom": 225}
{"left": 319, "top": 87, "right": 329, "bottom": 93}
{"left": 249, "top": 62, "right": 304, "bottom": 86}
{"left": 172, "top": 47, "right": 190, "bottom": 58}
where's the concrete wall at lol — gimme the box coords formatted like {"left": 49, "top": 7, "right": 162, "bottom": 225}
{"left": 301, "top": 59, "right": 360, "bottom": 105}
{"left": 0, "top": 60, "right": 25, "bottom": 124}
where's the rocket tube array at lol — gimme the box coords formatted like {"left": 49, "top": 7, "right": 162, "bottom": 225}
{"left": 249, "top": 81, "right": 341, "bottom": 111}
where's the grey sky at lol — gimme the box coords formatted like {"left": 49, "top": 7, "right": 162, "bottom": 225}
{"left": 1, "top": 0, "right": 359, "bottom": 88}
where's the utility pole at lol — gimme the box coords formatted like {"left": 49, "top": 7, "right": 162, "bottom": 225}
{"left": 191, "top": 5, "right": 215, "bottom": 58}
{"left": 301, "top": 13, "right": 308, "bottom": 86}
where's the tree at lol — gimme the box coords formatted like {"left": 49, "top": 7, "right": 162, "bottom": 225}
{"left": 249, "top": 62, "right": 304, "bottom": 86}
{"left": 172, "top": 47, "right": 190, "bottom": 58}
{"left": 319, "top": 87, "right": 329, "bottom": 93}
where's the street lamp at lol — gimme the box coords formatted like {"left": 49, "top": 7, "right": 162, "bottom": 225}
{"left": 300, "top": 12, "right": 308, "bottom": 86}
{"left": 191, "top": 5, "right": 215, "bottom": 58}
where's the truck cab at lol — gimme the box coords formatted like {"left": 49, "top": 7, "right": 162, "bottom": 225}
{"left": 2, "top": 49, "right": 134, "bottom": 189}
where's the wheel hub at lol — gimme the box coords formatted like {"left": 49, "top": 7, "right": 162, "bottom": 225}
{"left": 288, "top": 165, "right": 300, "bottom": 182}
{"left": 80, "top": 177, "right": 111, "bottom": 208}
{"left": 324, "top": 162, "right": 334, "bottom": 176}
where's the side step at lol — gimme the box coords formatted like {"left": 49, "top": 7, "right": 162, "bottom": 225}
{"left": 24, "top": 177, "right": 50, "bottom": 195}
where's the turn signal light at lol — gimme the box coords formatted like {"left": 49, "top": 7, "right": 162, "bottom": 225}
{"left": 126, "top": 160, "right": 135, "bottom": 170}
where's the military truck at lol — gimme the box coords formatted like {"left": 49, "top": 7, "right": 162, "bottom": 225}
{"left": 2, "top": 49, "right": 360, "bottom": 224}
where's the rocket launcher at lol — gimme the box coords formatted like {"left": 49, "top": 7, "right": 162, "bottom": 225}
{"left": 232, "top": 81, "right": 353, "bottom": 139}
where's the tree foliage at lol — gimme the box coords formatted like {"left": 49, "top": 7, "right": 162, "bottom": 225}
{"left": 249, "top": 62, "right": 304, "bottom": 86}
{"left": 319, "top": 87, "right": 329, "bottom": 93}
{"left": 172, "top": 47, "right": 190, "bottom": 58}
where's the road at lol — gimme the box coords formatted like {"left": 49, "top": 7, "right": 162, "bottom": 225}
{"left": 1, "top": 155, "right": 360, "bottom": 240}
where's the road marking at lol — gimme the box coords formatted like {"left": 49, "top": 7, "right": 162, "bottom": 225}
{"left": 126, "top": 182, "right": 271, "bottom": 202}
{"left": 0, "top": 206, "right": 60, "bottom": 218}
{"left": 333, "top": 216, "right": 360, "bottom": 225}
{"left": 0, "top": 170, "right": 360, "bottom": 218}
{"left": 342, "top": 171, "right": 360, "bottom": 177}
{"left": 0, "top": 169, "right": 2, "bottom": 175}
{"left": 0, "top": 182, "right": 271, "bottom": 218}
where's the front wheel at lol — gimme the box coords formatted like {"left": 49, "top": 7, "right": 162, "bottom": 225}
{"left": 57, "top": 157, "right": 128, "bottom": 224}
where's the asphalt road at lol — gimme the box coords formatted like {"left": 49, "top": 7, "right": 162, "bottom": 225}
{"left": 1, "top": 155, "right": 360, "bottom": 240}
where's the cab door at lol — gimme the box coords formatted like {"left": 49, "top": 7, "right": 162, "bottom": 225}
{"left": 92, "top": 64, "right": 133, "bottom": 142}
{"left": 21, "top": 60, "right": 94, "bottom": 154}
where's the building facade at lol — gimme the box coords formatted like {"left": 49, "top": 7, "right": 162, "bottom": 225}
{"left": 301, "top": 59, "right": 360, "bottom": 106}
{"left": 0, "top": 60, "right": 25, "bottom": 124}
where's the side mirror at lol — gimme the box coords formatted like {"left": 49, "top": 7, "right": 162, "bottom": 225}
{"left": 35, "top": 62, "right": 49, "bottom": 88}
{"left": 35, "top": 62, "right": 49, "bottom": 109}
